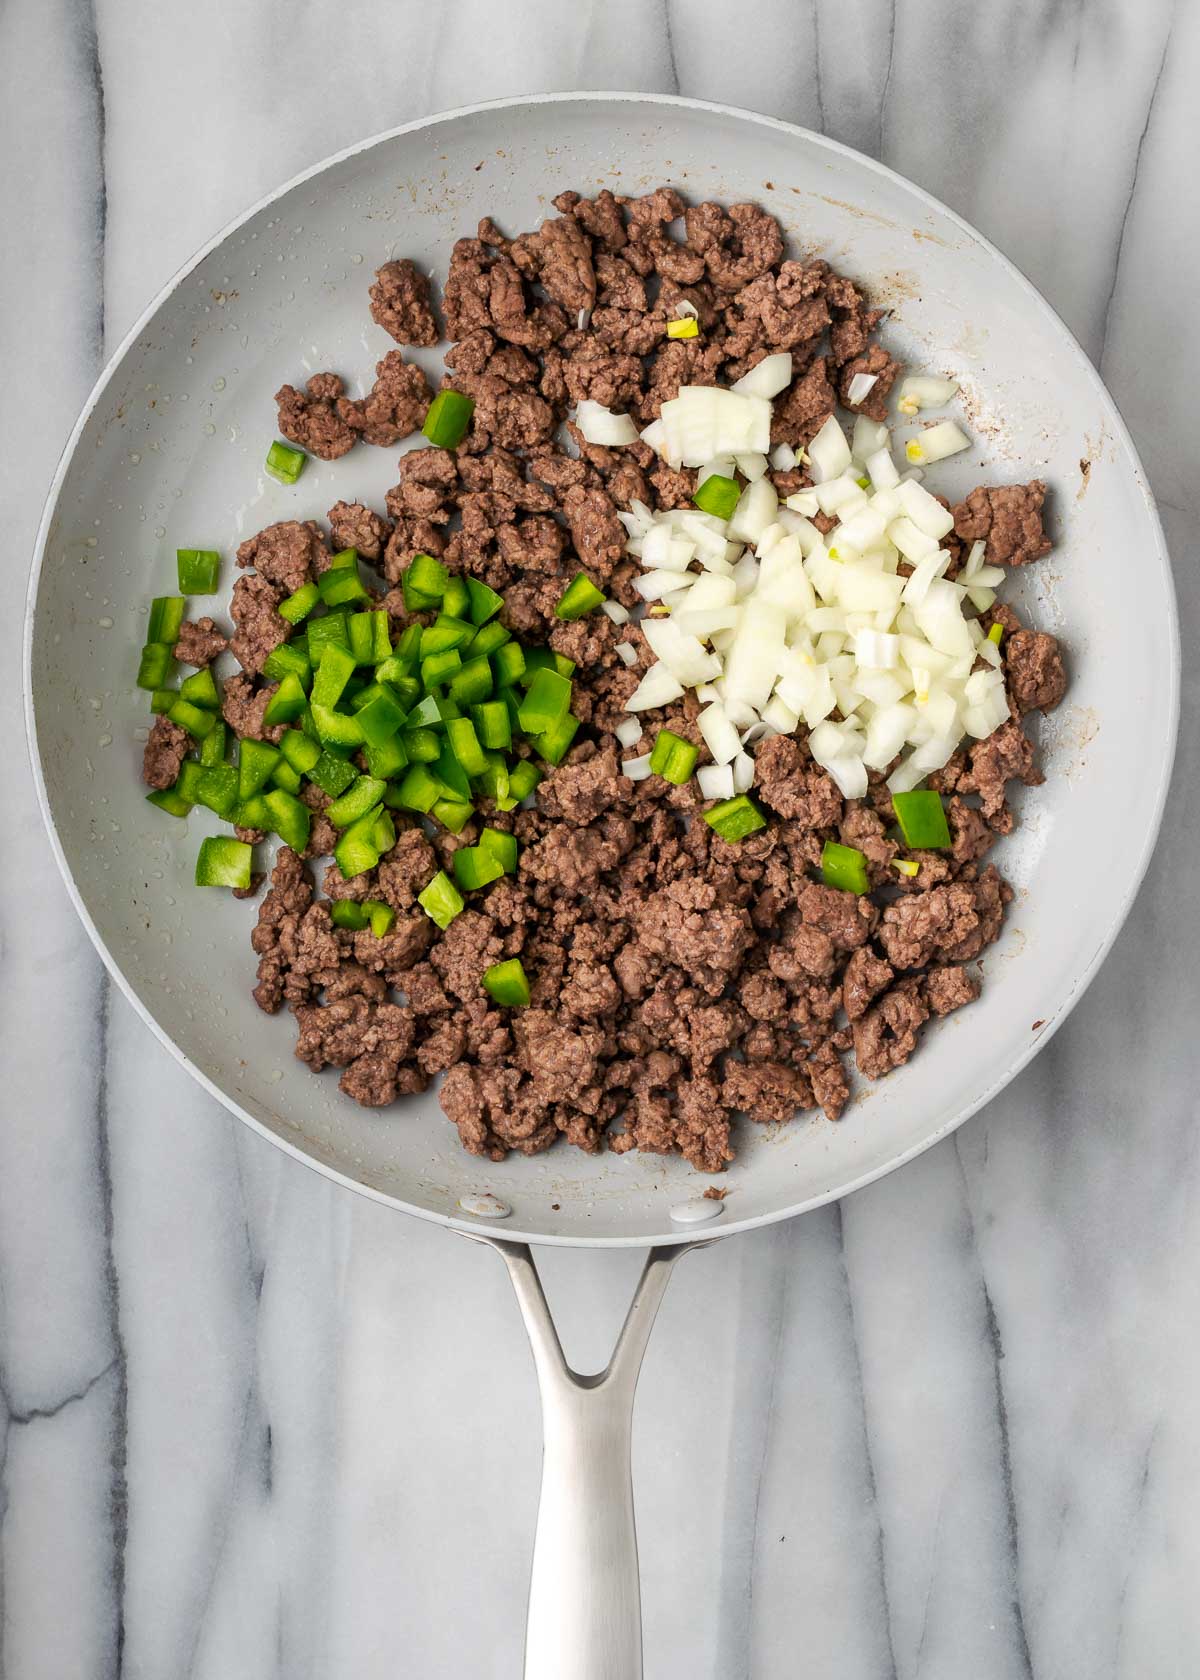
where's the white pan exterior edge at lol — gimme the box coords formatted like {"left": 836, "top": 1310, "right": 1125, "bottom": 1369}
{"left": 24, "top": 94, "right": 1179, "bottom": 1247}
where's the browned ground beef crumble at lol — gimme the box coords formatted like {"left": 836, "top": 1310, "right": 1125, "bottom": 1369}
{"left": 157, "top": 187, "right": 1066, "bottom": 1172}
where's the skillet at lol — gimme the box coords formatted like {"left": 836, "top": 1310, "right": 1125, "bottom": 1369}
{"left": 24, "top": 94, "right": 1179, "bottom": 1677}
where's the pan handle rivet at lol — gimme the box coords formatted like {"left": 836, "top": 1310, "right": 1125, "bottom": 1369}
{"left": 669, "top": 1197, "right": 724, "bottom": 1225}
{"left": 459, "top": 1192, "right": 512, "bottom": 1219}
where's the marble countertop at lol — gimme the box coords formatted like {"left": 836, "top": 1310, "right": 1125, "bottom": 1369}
{"left": 2, "top": 2, "right": 1198, "bottom": 1675}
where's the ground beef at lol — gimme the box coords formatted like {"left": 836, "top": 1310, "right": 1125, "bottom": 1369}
{"left": 229, "top": 573, "right": 290, "bottom": 675}
{"left": 837, "top": 344, "right": 902, "bottom": 421}
{"left": 952, "top": 481, "right": 1052, "bottom": 567}
{"left": 368, "top": 259, "right": 439, "bottom": 347}
{"left": 853, "top": 980, "right": 930, "bottom": 1079}
{"left": 142, "top": 716, "right": 189, "bottom": 790}
{"left": 842, "top": 947, "right": 894, "bottom": 1021}
{"left": 221, "top": 673, "right": 286, "bottom": 744}
{"left": 275, "top": 374, "right": 358, "bottom": 461}
{"left": 236, "top": 520, "right": 327, "bottom": 595}
{"left": 207, "top": 184, "right": 1063, "bottom": 1174}
{"left": 173, "top": 617, "right": 228, "bottom": 666}
{"left": 327, "top": 500, "right": 392, "bottom": 560}
{"left": 1005, "top": 629, "right": 1067, "bottom": 715}
{"left": 338, "top": 349, "right": 432, "bottom": 446}
{"left": 754, "top": 735, "right": 843, "bottom": 826}
{"left": 959, "top": 720, "right": 1044, "bottom": 825}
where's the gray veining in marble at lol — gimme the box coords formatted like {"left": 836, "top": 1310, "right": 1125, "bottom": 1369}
{"left": 2, "top": 1, "right": 1198, "bottom": 1675}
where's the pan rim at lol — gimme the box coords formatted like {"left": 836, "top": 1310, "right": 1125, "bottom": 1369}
{"left": 23, "top": 90, "right": 1180, "bottom": 1248}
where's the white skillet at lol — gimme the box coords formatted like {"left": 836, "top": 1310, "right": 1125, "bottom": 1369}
{"left": 24, "top": 95, "right": 1178, "bottom": 1678}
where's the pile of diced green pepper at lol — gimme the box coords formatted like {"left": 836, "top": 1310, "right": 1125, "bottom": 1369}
{"left": 139, "top": 541, "right": 615, "bottom": 970}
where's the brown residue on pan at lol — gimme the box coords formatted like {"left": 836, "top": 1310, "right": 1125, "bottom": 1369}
{"left": 703, "top": 1186, "right": 728, "bottom": 1201}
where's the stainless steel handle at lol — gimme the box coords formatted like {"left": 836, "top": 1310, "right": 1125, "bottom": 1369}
{"left": 482, "top": 1239, "right": 693, "bottom": 1680}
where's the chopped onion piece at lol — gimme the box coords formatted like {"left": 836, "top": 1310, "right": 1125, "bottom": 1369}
{"left": 731, "top": 352, "right": 793, "bottom": 399}
{"left": 575, "top": 399, "right": 639, "bottom": 446}
{"left": 697, "top": 453, "right": 736, "bottom": 486}
{"left": 731, "top": 551, "right": 760, "bottom": 599}
{"left": 635, "top": 568, "right": 697, "bottom": 601}
{"left": 814, "top": 474, "right": 865, "bottom": 516}
{"left": 728, "top": 477, "right": 779, "bottom": 545}
{"left": 808, "top": 414, "right": 853, "bottom": 482}
{"left": 854, "top": 629, "right": 899, "bottom": 668}
{"left": 865, "top": 445, "right": 900, "bottom": 490}
{"left": 905, "top": 420, "right": 971, "bottom": 465}
{"left": 731, "top": 752, "right": 756, "bottom": 794}
{"left": 659, "top": 386, "right": 771, "bottom": 465}
{"left": 698, "top": 701, "right": 742, "bottom": 766}
{"left": 697, "top": 763, "right": 735, "bottom": 801}
{"left": 615, "top": 716, "right": 643, "bottom": 748}
{"left": 897, "top": 478, "right": 955, "bottom": 539}
{"left": 901, "top": 547, "right": 951, "bottom": 607}
{"left": 769, "top": 442, "right": 797, "bottom": 471}
{"left": 851, "top": 415, "right": 890, "bottom": 462}
{"left": 641, "top": 523, "right": 696, "bottom": 571}
{"left": 601, "top": 599, "right": 630, "bottom": 625}
{"left": 626, "top": 663, "right": 685, "bottom": 711}
{"left": 846, "top": 371, "right": 879, "bottom": 407}
{"left": 760, "top": 696, "right": 799, "bottom": 734}
{"left": 615, "top": 640, "right": 638, "bottom": 668}
{"left": 639, "top": 418, "right": 671, "bottom": 462}
{"left": 723, "top": 698, "right": 760, "bottom": 730}
{"left": 735, "top": 451, "right": 769, "bottom": 481}
{"left": 643, "top": 617, "right": 722, "bottom": 686}
{"left": 622, "top": 754, "right": 652, "bottom": 781}
{"left": 888, "top": 516, "right": 938, "bottom": 563}
{"left": 967, "top": 585, "right": 997, "bottom": 612}
{"left": 864, "top": 701, "right": 918, "bottom": 769}
{"left": 897, "top": 374, "right": 960, "bottom": 414}
{"left": 675, "top": 605, "right": 742, "bottom": 638}
{"left": 836, "top": 505, "right": 889, "bottom": 554}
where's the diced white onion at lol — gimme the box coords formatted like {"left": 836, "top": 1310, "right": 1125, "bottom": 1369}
{"left": 898, "top": 478, "right": 956, "bottom": 539}
{"left": 866, "top": 446, "right": 900, "bottom": 490}
{"left": 698, "top": 701, "right": 742, "bottom": 766}
{"left": 851, "top": 415, "right": 890, "bottom": 462}
{"left": 808, "top": 414, "right": 853, "bottom": 483}
{"left": 760, "top": 696, "right": 799, "bottom": 734}
{"left": 575, "top": 399, "right": 639, "bottom": 446}
{"left": 723, "top": 599, "right": 785, "bottom": 711}
{"left": 731, "top": 352, "right": 793, "bottom": 399}
{"left": 728, "top": 477, "right": 779, "bottom": 545}
{"left": 601, "top": 600, "right": 630, "bottom": 625}
{"left": 639, "top": 419, "right": 670, "bottom": 461}
{"left": 619, "top": 361, "right": 1020, "bottom": 801}
{"left": 674, "top": 605, "right": 742, "bottom": 638}
{"left": 905, "top": 420, "right": 971, "bottom": 465}
{"left": 697, "top": 453, "right": 736, "bottom": 486}
{"left": 697, "top": 762, "right": 736, "bottom": 800}
{"left": 622, "top": 754, "right": 652, "bottom": 780}
{"left": 626, "top": 663, "right": 685, "bottom": 711}
{"left": 897, "top": 374, "right": 960, "bottom": 414}
{"left": 635, "top": 568, "right": 696, "bottom": 601}
{"left": 642, "top": 617, "right": 723, "bottom": 686}
{"left": 853, "top": 629, "right": 899, "bottom": 669}
{"left": 660, "top": 386, "right": 772, "bottom": 465}
{"left": 846, "top": 371, "right": 879, "bottom": 407}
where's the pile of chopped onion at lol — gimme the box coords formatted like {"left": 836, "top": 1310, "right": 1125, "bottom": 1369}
{"left": 578, "top": 369, "right": 1008, "bottom": 801}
